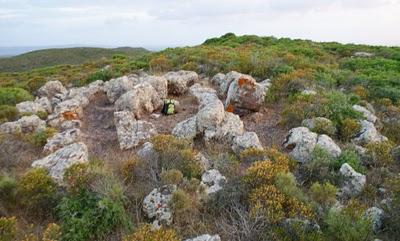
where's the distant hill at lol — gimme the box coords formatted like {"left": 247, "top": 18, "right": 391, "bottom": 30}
{"left": 0, "top": 47, "right": 150, "bottom": 72}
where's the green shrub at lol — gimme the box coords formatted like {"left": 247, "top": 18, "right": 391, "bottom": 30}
{"left": 86, "top": 69, "right": 113, "bottom": 83}
{"left": 309, "top": 182, "right": 337, "bottom": 208}
{"left": 303, "top": 147, "right": 336, "bottom": 184}
{"left": 0, "top": 105, "right": 18, "bottom": 123}
{"left": 0, "top": 216, "right": 17, "bottom": 241}
{"left": 25, "top": 127, "right": 56, "bottom": 147}
{"left": 335, "top": 150, "right": 364, "bottom": 173}
{"left": 384, "top": 176, "right": 400, "bottom": 239}
{"left": 366, "top": 141, "right": 395, "bottom": 167}
{"left": 58, "top": 190, "right": 131, "bottom": 241}
{"left": 160, "top": 169, "right": 184, "bottom": 185}
{"left": 63, "top": 163, "right": 93, "bottom": 193}
{"left": 274, "top": 172, "right": 306, "bottom": 202}
{"left": 239, "top": 147, "right": 268, "bottom": 162}
{"left": 16, "top": 168, "right": 58, "bottom": 215}
{"left": 339, "top": 118, "right": 361, "bottom": 141}
{"left": 42, "top": 223, "right": 62, "bottom": 241}
{"left": 0, "top": 174, "right": 17, "bottom": 206}
{"left": 0, "top": 87, "right": 33, "bottom": 106}
{"left": 123, "top": 224, "right": 179, "bottom": 241}
{"left": 310, "top": 118, "right": 336, "bottom": 136}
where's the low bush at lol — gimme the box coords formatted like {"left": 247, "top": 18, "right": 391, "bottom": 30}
{"left": 0, "top": 87, "right": 33, "bottom": 106}
{"left": 244, "top": 160, "right": 289, "bottom": 188}
{"left": 63, "top": 163, "right": 94, "bottom": 193}
{"left": 239, "top": 148, "right": 268, "bottom": 163}
{"left": 0, "top": 105, "right": 18, "bottom": 123}
{"left": 365, "top": 141, "right": 395, "bottom": 167}
{"left": 24, "top": 127, "right": 56, "bottom": 147}
{"left": 42, "top": 223, "right": 62, "bottom": 241}
{"left": 274, "top": 172, "right": 306, "bottom": 202}
{"left": 339, "top": 118, "right": 361, "bottom": 141}
{"left": 119, "top": 159, "right": 139, "bottom": 184}
{"left": 0, "top": 216, "right": 17, "bottom": 241}
{"left": 334, "top": 149, "right": 364, "bottom": 173}
{"left": 303, "top": 147, "right": 336, "bottom": 184}
{"left": 86, "top": 69, "right": 112, "bottom": 83}
{"left": 384, "top": 176, "right": 400, "bottom": 239}
{"left": 310, "top": 118, "right": 336, "bottom": 136}
{"left": 0, "top": 174, "right": 17, "bottom": 207}
{"left": 16, "top": 168, "right": 58, "bottom": 215}
{"left": 309, "top": 182, "right": 337, "bottom": 208}
{"left": 160, "top": 169, "right": 183, "bottom": 185}
{"left": 123, "top": 224, "right": 179, "bottom": 241}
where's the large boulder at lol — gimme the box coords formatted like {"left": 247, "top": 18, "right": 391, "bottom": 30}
{"left": 201, "top": 169, "right": 226, "bottom": 195}
{"left": 114, "top": 83, "right": 163, "bottom": 119}
{"left": 43, "top": 128, "right": 81, "bottom": 154}
{"left": 283, "top": 127, "right": 341, "bottom": 163}
{"left": 352, "top": 120, "right": 388, "bottom": 145}
{"left": 339, "top": 163, "right": 366, "bottom": 198}
{"left": 35, "top": 97, "right": 52, "bottom": 113}
{"left": 172, "top": 116, "right": 198, "bottom": 140}
{"left": 224, "top": 72, "right": 269, "bottom": 113}
{"left": 141, "top": 75, "right": 168, "bottom": 99}
{"left": 38, "top": 80, "right": 68, "bottom": 100}
{"left": 31, "top": 142, "right": 89, "bottom": 183}
{"left": 104, "top": 76, "right": 136, "bottom": 103}
{"left": 114, "top": 111, "right": 157, "bottom": 150}
{"left": 184, "top": 234, "right": 221, "bottom": 241}
{"left": 47, "top": 98, "right": 86, "bottom": 128}
{"left": 143, "top": 185, "right": 176, "bottom": 228}
{"left": 204, "top": 112, "right": 244, "bottom": 143}
{"left": 210, "top": 73, "right": 227, "bottom": 97}
{"left": 231, "top": 131, "right": 262, "bottom": 154}
{"left": 353, "top": 105, "right": 377, "bottom": 123}
{"left": 68, "top": 80, "right": 105, "bottom": 101}
{"left": 164, "top": 70, "right": 198, "bottom": 95}
{"left": 16, "top": 101, "right": 46, "bottom": 114}
{"left": 0, "top": 115, "right": 46, "bottom": 134}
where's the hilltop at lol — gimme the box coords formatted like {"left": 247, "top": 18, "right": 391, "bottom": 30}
{"left": 0, "top": 47, "right": 150, "bottom": 72}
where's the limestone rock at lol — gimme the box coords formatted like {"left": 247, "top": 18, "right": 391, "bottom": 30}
{"left": 137, "top": 142, "right": 159, "bottom": 162}
{"left": 354, "top": 52, "right": 374, "bottom": 57}
{"left": 16, "top": 101, "right": 46, "bottom": 115}
{"left": 35, "top": 97, "right": 52, "bottom": 113}
{"left": 316, "top": 134, "right": 342, "bottom": 158}
{"left": 365, "top": 207, "right": 384, "bottom": 233}
{"left": 115, "top": 83, "right": 163, "bottom": 119}
{"left": 164, "top": 70, "right": 198, "bottom": 95}
{"left": 141, "top": 75, "right": 168, "bottom": 99}
{"left": 353, "top": 105, "right": 377, "bottom": 123}
{"left": 114, "top": 111, "right": 157, "bottom": 150}
{"left": 31, "top": 142, "right": 89, "bottom": 183}
{"left": 18, "top": 115, "right": 46, "bottom": 133}
{"left": 353, "top": 120, "right": 388, "bottom": 145}
{"left": 301, "top": 89, "right": 317, "bottom": 95}
{"left": 201, "top": 169, "right": 226, "bottom": 194}
{"left": 172, "top": 116, "right": 198, "bottom": 140}
{"left": 231, "top": 132, "right": 262, "bottom": 154}
{"left": 339, "top": 163, "right": 366, "bottom": 197}
{"left": 43, "top": 128, "right": 81, "bottom": 154}
{"left": 68, "top": 80, "right": 105, "bottom": 101}
{"left": 143, "top": 185, "right": 176, "bottom": 228}
{"left": 184, "top": 234, "right": 221, "bottom": 241}
{"left": 38, "top": 80, "right": 68, "bottom": 99}
{"left": 104, "top": 76, "right": 136, "bottom": 103}
{"left": 204, "top": 112, "right": 244, "bottom": 143}
{"left": 283, "top": 127, "right": 318, "bottom": 163}
{"left": 0, "top": 121, "right": 21, "bottom": 134}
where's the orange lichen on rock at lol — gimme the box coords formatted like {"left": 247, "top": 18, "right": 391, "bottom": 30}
{"left": 226, "top": 104, "right": 234, "bottom": 113}
{"left": 62, "top": 111, "right": 79, "bottom": 120}
{"left": 238, "top": 77, "right": 250, "bottom": 87}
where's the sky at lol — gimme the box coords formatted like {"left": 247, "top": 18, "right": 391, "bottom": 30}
{"left": 1, "top": 0, "right": 400, "bottom": 48}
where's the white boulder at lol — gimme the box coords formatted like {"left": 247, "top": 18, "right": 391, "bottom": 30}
{"left": 43, "top": 128, "right": 81, "bottom": 154}
{"left": 339, "top": 163, "right": 366, "bottom": 197}
{"left": 184, "top": 234, "right": 221, "bottom": 241}
{"left": 143, "top": 185, "right": 176, "bottom": 228}
{"left": 164, "top": 70, "right": 198, "bottom": 95}
{"left": 201, "top": 169, "right": 226, "bottom": 195}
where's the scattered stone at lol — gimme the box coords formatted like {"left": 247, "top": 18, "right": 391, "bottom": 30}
{"left": 164, "top": 70, "right": 198, "bottom": 95}
{"left": 31, "top": 142, "right": 89, "bottom": 183}
{"left": 301, "top": 89, "right": 317, "bottom": 95}
{"left": 353, "top": 120, "right": 388, "bottom": 145}
{"left": 201, "top": 169, "right": 226, "bottom": 194}
{"left": 16, "top": 101, "right": 46, "bottom": 115}
{"left": 115, "top": 83, "right": 163, "bottom": 119}
{"left": 339, "top": 163, "right": 366, "bottom": 197}
{"left": 43, "top": 128, "right": 81, "bottom": 154}
{"left": 114, "top": 111, "right": 157, "bottom": 150}
{"left": 184, "top": 234, "right": 221, "bottom": 241}
{"left": 143, "top": 185, "right": 176, "bottom": 228}
{"left": 232, "top": 132, "right": 262, "bottom": 154}
{"left": 38, "top": 80, "right": 68, "bottom": 99}
{"left": 365, "top": 207, "right": 384, "bottom": 233}
{"left": 353, "top": 105, "right": 378, "bottom": 123}
{"left": 104, "top": 76, "right": 136, "bottom": 103}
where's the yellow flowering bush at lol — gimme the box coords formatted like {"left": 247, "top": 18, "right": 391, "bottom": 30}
{"left": 42, "top": 223, "right": 61, "bottom": 241}
{"left": 123, "top": 224, "right": 179, "bottom": 241}
{"left": 0, "top": 216, "right": 17, "bottom": 241}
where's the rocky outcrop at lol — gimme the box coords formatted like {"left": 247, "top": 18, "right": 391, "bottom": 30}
{"left": 201, "top": 169, "right": 226, "bottom": 195}
{"left": 31, "top": 142, "right": 89, "bottom": 183}
{"left": 231, "top": 132, "right": 262, "bottom": 154}
{"left": 68, "top": 80, "right": 105, "bottom": 102}
{"left": 115, "top": 83, "right": 163, "bottom": 119}
{"left": 184, "top": 234, "right": 221, "bottom": 241}
{"left": 164, "top": 70, "right": 198, "bottom": 95}
{"left": 204, "top": 112, "right": 244, "bottom": 143}
{"left": 43, "top": 128, "right": 81, "bottom": 154}
{"left": 352, "top": 120, "right": 388, "bottom": 145}
{"left": 16, "top": 101, "right": 46, "bottom": 114}
{"left": 353, "top": 105, "right": 377, "bottom": 123}
{"left": 35, "top": 97, "right": 52, "bottom": 113}
{"left": 114, "top": 111, "right": 157, "bottom": 150}
{"left": 47, "top": 97, "right": 86, "bottom": 128}
{"left": 104, "top": 76, "right": 136, "bottom": 103}
{"left": 0, "top": 115, "right": 46, "bottom": 134}
{"left": 38, "top": 80, "right": 68, "bottom": 100}
{"left": 365, "top": 207, "right": 384, "bottom": 233}
{"left": 283, "top": 127, "right": 341, "bottom": 163}
{"left": 141, "top": 75, "right": 168, "bottom": 99}
{"left": 354, "top": 52, "right": 374, "bottom": 57}
{"left": 339, "top": 163, "right": 366, "bottom": 198}
{"left": 143, "top": 185, "right": 176, "bottom": 229}
{"left": 172, "top": 116, "right": 198, "bottom": 140}
{"left": 137, "top": 142, "right": 159, "bottom": 162}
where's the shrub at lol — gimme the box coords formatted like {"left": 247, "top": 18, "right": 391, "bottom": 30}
{"left": 16, "top": 168, "right": 58, "bottom": 215}
{"left": 151, "top": 135, "right": 202, "bottom": 179}
{"left": 36, "top": 111, "right": 48, "bottom": 120}
{"left": 58, "top": 190, "right": 131, "bottom": 241}
{"left": 244, "top": 160, "right": 289, "bottom": 188}
{"left": 0, "top": 174, "right": 17, "bottom": 206}
{"left": 86, "top": 69, "right": 112, "bottom": 83}
{"left": 119, "top": 159, "right": 139, "bottom": 184}
{"left": 0, "top": 105, "right": 18, "bottom": 123}
{"left": 0, "top": 216, "right": 17, "bottom": 241}
{"left": 384, "top": 176, "right": 400, "bottom": 239}
{"left": 42, "top": 223, "right": 62, "bottom": 241}
{"left": 309, "top": 182, "right": 337, "bottom": 208}
{"left": 25, "top": 127, "right": 56, "bottom": 147}
{"left": 324, "top": 201, "right": 373, "bottom": 241}
{"left": 160, "top": 169, "right": 183, "bottom": 185}
{"left": 123, "top": 224, "right": 179, "bottom": 241}
{"left": 365, "top": 141, "right": 395, "bottom": 167}
{"left": 149, "top": 54, "right": 172, "bottom": 73}
{"left": 239, "top": 148, "right": 267, "bottom": 162}
{"left": 335, "top": 149, "right": 364, "bottom": 173}
{"left": 63, "top": 163, "right": 93, "bottom": 193}
{"left": 310, "top": 118, "right": 336, "bottom": 136}
{"left": 339, "top": 118, "right": 361, "bottom": 141}
{"left": 0, "top": 87, "right": 33, "bottom": 106}
{"left": 303, "top": 147, "right": 336, "bottom": 184}
{"left": 274, "top": 172, "right": 306, "bottom": 202}
{"left": 351, "top": 85, "right": 368, "bottom": 99}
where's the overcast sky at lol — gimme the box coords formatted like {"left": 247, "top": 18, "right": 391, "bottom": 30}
{"left": 1, "top": 0, "right": 400, "bottom": 48}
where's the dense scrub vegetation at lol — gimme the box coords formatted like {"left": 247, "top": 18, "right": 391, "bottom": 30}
{"left": 1, "top": 33, "right": 400, "bottom": 240}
